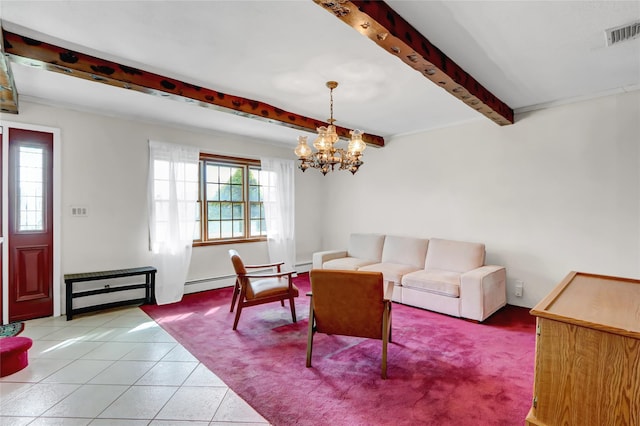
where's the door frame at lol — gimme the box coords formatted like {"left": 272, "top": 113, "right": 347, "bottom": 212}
{"left": 1, "top": 121, "right": 61, "bottom": 323}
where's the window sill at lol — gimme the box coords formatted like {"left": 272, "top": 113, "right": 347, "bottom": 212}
{"left": 193, "top": 237, "right": 267, "bottom": 247}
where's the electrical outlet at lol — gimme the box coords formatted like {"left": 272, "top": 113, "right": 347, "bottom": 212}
{"left": 514, "top": 280, "right": 524, "bottom": 297}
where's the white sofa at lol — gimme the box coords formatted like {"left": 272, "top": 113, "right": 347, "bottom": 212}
{"left": 312, "top": 233, "right": 506, "bottom": 322}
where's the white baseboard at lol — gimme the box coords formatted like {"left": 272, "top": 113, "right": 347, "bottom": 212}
{"left": 184, "top": 276, "right": 235, "bottom": 294}
{"left": 295, "top": 262, "right": 312, "bottom": 274}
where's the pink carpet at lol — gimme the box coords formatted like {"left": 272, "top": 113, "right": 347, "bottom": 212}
{"left": 142, "top": 273, "right": 536, "bottom": 426}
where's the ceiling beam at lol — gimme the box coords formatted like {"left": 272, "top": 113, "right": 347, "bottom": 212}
{"left": 0, "top": 31, "right": 19, "bottom": 114}
{"left": 313, "top": 0, "right": 514, "bottom": 126}
{"left": 1, "top": 29, "right": 385, "bottom": 147}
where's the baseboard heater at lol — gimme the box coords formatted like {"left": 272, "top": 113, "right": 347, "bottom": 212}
{"left": 184, "top": 262, "right": 311, "bottom": 295}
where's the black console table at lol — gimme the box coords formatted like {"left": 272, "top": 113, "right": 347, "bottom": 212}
{"left": 64, "top": 266, "right": 157, "bottom": 320}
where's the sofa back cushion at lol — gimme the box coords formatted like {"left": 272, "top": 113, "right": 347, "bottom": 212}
{"left": 424, "top": 238, "right": 485, "bottom": 273}
{"left": 381, "top": 235, "right": 429, "bottom": 268}
{"left": 347, "top": 233, "right": 385, "bottom": 261}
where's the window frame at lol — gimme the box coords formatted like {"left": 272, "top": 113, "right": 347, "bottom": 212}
{"left": 193, "top": 153, "right": 267, "bottom": 247}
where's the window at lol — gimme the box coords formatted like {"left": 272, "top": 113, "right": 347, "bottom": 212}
{"left": 195, "top": 154, "right": 269, "bottom": 245}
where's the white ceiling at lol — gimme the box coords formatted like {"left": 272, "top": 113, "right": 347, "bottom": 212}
{"left": 1, "top": 0, "right": 639, "bottom": 147}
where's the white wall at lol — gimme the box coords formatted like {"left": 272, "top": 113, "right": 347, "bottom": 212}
{"left": 4, "top": 91, "right": 638, "bottom": 313}
{"left": 319, "top": 91, "right": 640, "bottom": 307}
{"left": 2, "top": 100, "right": 325, "bottom": 311}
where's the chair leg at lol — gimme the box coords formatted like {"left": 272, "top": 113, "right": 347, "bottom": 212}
{"left": 230, "top": 279, "right": 240, "bottom": 313}
{"left": 232, "top": 302, "right": 243, "bottom": 330}
{"left": 289, "top": 295, "right": 297, "bottom": 323}
{"left": 381, "top": 303, "right": 390, "bottom": 379}
{"left": 381, "top": 336, "right": 388, "bottom": 379}
{"left": 389, "top": 303, "right": 393, "bottom": 343}
{"left": 306, "top": 298, "right": 315, "bottom": 368}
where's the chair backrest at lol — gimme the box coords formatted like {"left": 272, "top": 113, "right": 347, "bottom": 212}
{"left": 424, "top": 238, "right": 485, "bottom": 273}
{"left": 310, "top": 269, "right": 385, "bottom": 339}
{"left": 229, "top": 249, "right": 247, "bottom": 275}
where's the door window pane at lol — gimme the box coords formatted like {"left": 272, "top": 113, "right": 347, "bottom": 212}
{"left": 18, "top": 146, "right": 44, "bottom": 232}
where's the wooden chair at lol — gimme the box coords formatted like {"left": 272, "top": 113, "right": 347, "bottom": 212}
{"left": 306, "top": 269, "right": 393, "bottom": 379}
{"left": 228, "top": 249, "right": 298, "bottom": 330}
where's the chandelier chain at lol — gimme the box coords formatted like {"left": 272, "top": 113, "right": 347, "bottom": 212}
{"left": 327, "top": 81, "right": 338, "bottom": 124}
{"left": 328, "top": 84, "right": 335, "bottom": 124}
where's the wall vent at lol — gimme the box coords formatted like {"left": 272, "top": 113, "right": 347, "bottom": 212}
{"left": 605, "top": 21, "right": 640, "bottom": 46}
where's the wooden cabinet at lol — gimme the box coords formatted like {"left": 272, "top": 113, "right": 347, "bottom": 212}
{"left": 526, "top": 271, "right": 640, "bottom": 426}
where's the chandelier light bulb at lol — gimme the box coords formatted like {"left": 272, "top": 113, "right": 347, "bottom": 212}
{"left": 313, "top": 127, "right": 331, "bottom": 151}
{"left": 294, "top": 136, "right": 312, "bottom": 158}
{"left": 347, "top": 129, "right": 366, "bottom": 155}
{"left": 326, "top": 124, "right": 339, "bottom": 145}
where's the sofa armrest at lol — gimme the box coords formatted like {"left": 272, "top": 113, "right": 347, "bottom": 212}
{"left": 459, "top": 265, "right": 506, "bottom": 322}
{"left": 312, "top": 250, "right": 348, "bottom": 269}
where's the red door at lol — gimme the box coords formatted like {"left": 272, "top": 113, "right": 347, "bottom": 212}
{"left": 7, "top": 128, "right": 54, "bottom": 322}
{"left": 0, "top": 128, "right": 3, "bottom": 324}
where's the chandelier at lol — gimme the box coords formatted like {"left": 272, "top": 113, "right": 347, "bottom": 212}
{"left": 294, "top": 81, "right": 366, "bottom": 175}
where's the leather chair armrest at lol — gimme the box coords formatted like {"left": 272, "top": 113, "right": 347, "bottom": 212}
{"left": 244, "top": 261, "right": 285, "bottom": 272}
{"left": 244, "top": 270, "right": 295, "bottom": 279}
{"left": 459, "top": 265, "right": 506, "bottom": 321}
{"left": 312, "top": 250, "right": 348, "bottom": 268}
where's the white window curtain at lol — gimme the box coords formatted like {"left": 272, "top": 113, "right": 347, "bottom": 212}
{"left": 260, "top": 157, "right": 296, "bottom": 272}
{"left": 148, "top": 140, "right": 199, "bottom": 305}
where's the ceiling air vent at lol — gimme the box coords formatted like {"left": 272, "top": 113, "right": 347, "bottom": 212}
{"left": 605, "top": 21, "right": 640, "bottom": 46}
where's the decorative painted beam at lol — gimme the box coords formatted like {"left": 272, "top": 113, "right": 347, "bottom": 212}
{"left": 1, "top": 29, "right": 385, "bottom": 147}
{"left": 0, "top": 28, "right": 19, "bottom": 114}
{"left": 313, "top": 0, "right": 514, "bottom": 125}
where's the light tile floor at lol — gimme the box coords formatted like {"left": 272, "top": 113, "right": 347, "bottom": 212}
{"left": 0, "top": 306, "right": 270, "bottom": 425}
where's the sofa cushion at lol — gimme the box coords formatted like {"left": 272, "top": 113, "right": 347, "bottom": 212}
{"left": 348, "top": 233, "right": 385, "bottom": 262}
{"left": 359, "top": 263, "right": 422, "bottom": 284}
{"left": 380, "top": 235, "right": 429, "bottom": 269}
{"left": 323, "top": 257, "right": 378, "bottom": 271}
{"left": 401, "top": 269, "right": 461, "bottom": 298}
{"left": 424, "top": 238, "right": 485, "bottom": 273}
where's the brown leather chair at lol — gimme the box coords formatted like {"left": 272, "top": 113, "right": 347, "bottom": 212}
{"left": 228, "top": 249, "right": 299, "bottom": 330}
{"left": 306, "top": 269, "right": 393, "bottom": 379}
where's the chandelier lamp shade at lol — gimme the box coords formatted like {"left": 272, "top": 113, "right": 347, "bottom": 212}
{"left": 294, "top": 81, "right": 366, "bottom": 175}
